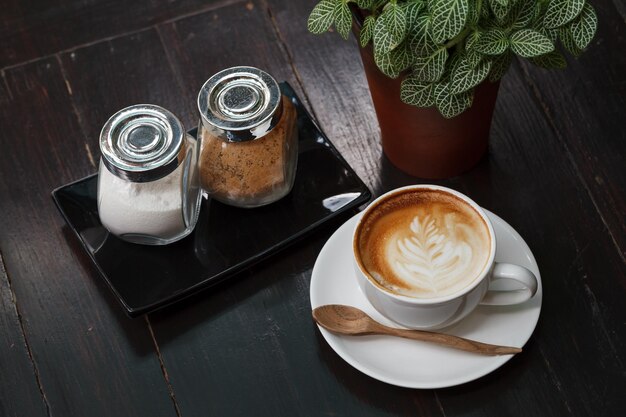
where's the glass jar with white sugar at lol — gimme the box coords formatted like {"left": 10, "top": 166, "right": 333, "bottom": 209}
{"left": 97, "top": 104, "right": 201, "bottom": 245}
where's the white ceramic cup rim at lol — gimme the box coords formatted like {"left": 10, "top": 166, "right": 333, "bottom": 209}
{"left": 353, "top": 185, "right": 497, "bottom": 305}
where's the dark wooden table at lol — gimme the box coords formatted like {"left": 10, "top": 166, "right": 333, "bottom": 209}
{"left": 1, "top": 1, "right": 624, "bottom": 416}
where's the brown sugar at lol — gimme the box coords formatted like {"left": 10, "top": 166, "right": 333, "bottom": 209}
{"left": 199, "top": 96, "right": 298, "bottom": 206}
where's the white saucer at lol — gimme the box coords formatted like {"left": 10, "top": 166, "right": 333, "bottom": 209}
{"left": 310, "top": 209, "right": 542, "bottom": 389}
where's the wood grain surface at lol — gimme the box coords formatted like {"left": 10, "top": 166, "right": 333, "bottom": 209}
{"left": 0, "top": 252, "right": 49, "bottom": 417}
{"left": 0, "top": 58, "right": 177, "bottom": 417}
{"left": 0, "top": 0, "right": 241, "bottom": 68}
{"left": 517, "top": 0, "right": 626, "bottom": 261}
{"left": 0, "top": 0, "right": 624, "bottom": 416}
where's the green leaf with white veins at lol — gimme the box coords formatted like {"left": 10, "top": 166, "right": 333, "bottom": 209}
{"left": 481, "top": 1, "right": 491, "bottom": 18}
{"left": 450, "top": 58, "right": 492, "bottom": 94}
{"left": 510, "top": 29, "right": 554, "bottom": 57}
{"left": 465, "top": 30, "right": 480, "bottom": 50}
{"left": 392, "top": 41, "right": 415, "bottom": 73}
{"left": 543, "top": 0, "right": 585, "bottom": 29}
{"left": 412, "top": 47, "right": 448, "bottom": 82}
{"left": 373, "top": 0, "right": 388, "bottom": 8}
{"left": 434, "top": 83, "right": 473, "bottom": 118}
{"left": 465, "top": 31, "right": 483, "bottom": 68}
{"left": 570, "top": 3, "right": 597, "bottom": 50}
{"left": 509, "top": 0, "right": 537, "bottom": 30}
{"left": 403, "top": 0, "right": 424, "bottom": 28}
{"left": 489, "top": 0, "right": 510, "bottom": 23}
{"left": 306, "top": 0, "right": 599, "bottom": 117}
{"left": 429, "top": 0, "right": 469, "bottom": 44}
{"left": 360, "top": 15, "right": 376, "bottom": 47}
{"left": 442, "top": 49, "right": 464, "bottom": 81}
{"left": 373, "top": 2, "right": 407, "bottom": 54}
{"left": 401, "top": 76, "right": 435, "bottom": 107}
{"left": 408, "top": 14, "right": 434, "bottom": 56}
{"left": 307, "top": 0, "right": 337, "bottom": 34}
{"left": 530, "top": 50, "right": 567, "bottom": 69}
{"left": 375, "top": 42, "right": 414, "bottom": 78}
{"left": 466, "top": 49, "right": 483, "bottom": 67}
{"left": 375, "top": 50, "right": 401, "bottom": 78}
{"left": 334, "top": 1, "right": 352, "bottom": 40}
{"left": 488, "top": 52, "right": 512, "bottom": 81}
{"left": 467, "top": 0, "right": 480, "bottom": 26}
{"left": 536, "top": 25, "right": 559, "bottom": 42}
{"left": 559, "top": 26, "right": 582, "bottom": 56}
{"left": 475, "top": 29, "right": 509, "bottom": 55}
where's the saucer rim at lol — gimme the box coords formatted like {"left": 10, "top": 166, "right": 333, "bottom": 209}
{"left": 310, "top": 209, "right": 543, "bottom": 389}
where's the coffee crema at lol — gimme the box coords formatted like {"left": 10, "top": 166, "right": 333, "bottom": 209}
{"left": 355, "top": 189, "right": 491, "bottom": 299}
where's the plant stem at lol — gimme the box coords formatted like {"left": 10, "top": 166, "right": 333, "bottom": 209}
{"left": 444, "top": 26, "right": 471, "bottom": 49}
{"left": 443, "top": 0, "right": 482, "bottom": 50}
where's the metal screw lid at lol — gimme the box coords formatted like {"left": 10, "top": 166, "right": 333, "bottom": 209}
{"left": 197, "top": 66, "right": 283, "bottom": 142}
{"left": 99, "top": 104, "right": 185, "bottom": 182}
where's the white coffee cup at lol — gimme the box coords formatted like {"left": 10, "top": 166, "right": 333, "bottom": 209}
{"left": 353, "top": 185, "right": 538, "bottom": 330}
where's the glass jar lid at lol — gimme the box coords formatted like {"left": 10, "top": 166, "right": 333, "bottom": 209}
{"left": 197, "top": 66, "right": 283, "bottom": 142}
{"left": 99, "top": 104, "right": 185, "bottom": 182}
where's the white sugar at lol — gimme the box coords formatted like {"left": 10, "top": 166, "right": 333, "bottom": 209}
{"left": 98, "top": 162, "right": 185, "bottom": 238}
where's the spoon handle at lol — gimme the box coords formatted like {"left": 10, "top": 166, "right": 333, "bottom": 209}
{"left": 382, "top": 326, "right": 521, "bottom": 356}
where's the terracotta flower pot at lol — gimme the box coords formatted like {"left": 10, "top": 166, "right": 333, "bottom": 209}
{"left": 354, "top": 16, "right": 500, "bottom": 178}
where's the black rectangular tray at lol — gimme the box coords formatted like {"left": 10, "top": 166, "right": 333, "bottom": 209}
{"left": 52, "top": 82, "right": 371, "bottom": 317}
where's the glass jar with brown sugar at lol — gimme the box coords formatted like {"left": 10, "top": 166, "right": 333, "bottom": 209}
{"left": 197, "top": 66, "right": 298, "bottom": 208}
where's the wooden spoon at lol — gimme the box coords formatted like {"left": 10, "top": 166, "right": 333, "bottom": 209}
{"left": 312, "top": 304, "right": 521, "bottom": 356}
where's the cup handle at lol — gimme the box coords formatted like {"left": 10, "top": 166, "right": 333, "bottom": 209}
{"left": 480, "top": 263, "right": 538, "bottom": 306}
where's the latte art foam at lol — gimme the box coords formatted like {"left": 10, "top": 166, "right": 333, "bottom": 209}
{"left": 356, "top": 189, "right": 491, "bottom": 298}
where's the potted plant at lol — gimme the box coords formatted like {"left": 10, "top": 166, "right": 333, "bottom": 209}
{"left": 308, "top": 0, "right": 598, "bottom": 178}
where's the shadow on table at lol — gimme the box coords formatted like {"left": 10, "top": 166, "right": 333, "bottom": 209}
{"left": 376, "top": 145, "right": 494, "bottom": 193}
{"left": 149, "top": 210, "right": 354, "bottom": 324}
{"left": 64, "top": 208, "right": 359, "bottom": 354}
{"left": 314, "top": 323, "right": 539, "bottom": 416}
{"left": 62, "top": 226, "right": 158, "bottom": 356}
